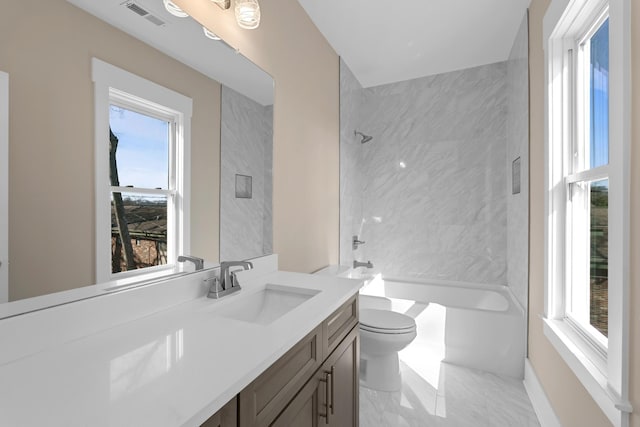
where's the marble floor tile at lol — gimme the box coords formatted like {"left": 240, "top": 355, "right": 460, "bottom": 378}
{"left": 360, "top": 361, "right": 540, "bottom": 427}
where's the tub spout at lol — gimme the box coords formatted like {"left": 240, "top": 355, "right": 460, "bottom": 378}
{"left": 353, "top": 260, "right": 373, "bottom": 269}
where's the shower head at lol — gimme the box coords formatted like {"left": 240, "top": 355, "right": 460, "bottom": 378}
{"left": 354, "top": 130, "right": 373, "bottom": 144}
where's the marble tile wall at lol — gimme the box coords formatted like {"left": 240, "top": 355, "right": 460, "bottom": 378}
{"left": 339, "top": 59, "right": 366, "bottom": 266}
{"left": 263, "top": 105, "right": 274, "bottom": 256}
{"left": 354, "top": 63, "right": 508, "bottom": 284}
{"left": 506, "top": 14, "right": 530, "bottom": 309}
{"left": 220, "top": 86, "right": 273, "bottom": 261}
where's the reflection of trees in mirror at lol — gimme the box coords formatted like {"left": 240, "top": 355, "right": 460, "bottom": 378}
{"left": 109, "top": 129, "right": 168, "bottom": 273}
{"left": 110, "top": 196, "right": 168, "bottom": 273}
{"left": 110, "top": 128, "right": 135, "bottom": 272}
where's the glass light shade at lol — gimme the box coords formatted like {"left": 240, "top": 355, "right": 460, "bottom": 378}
{"left": 163, "top": 0, "right": 189, "bottom": 18}
{"left": 234, "top": 0, "right": 261, "bottom": 29}
{"left": 203, "top": 27, "right": 221, "bottom": 41}
{"left": 210, "top": 0, "right": 230, "bottom": 9}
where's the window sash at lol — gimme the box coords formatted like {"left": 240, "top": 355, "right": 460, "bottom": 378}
{"left": 571, "top": 8, "right": 609, "bottom": 175}
{"left": 564, "top": 177, "right": 609, "bottom": 350}
{"left": 108, "top": 101, "right": 180, "bottom": 278}
{"left": 562, "top": 14, "right": 610, "bottom": 349}
{"left": 109, "top": 98, "right": 177, "bottom": 193}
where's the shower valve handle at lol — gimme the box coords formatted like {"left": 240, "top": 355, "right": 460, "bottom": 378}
{"left": 352, "top": 235, "right": 366, "bottom": 250}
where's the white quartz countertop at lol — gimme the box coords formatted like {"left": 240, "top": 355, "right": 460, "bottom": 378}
{"left": 0, "top": 269, "right": 361, "bottom": 427}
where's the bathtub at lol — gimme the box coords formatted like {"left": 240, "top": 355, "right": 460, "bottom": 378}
{"left": 316, "top": 266, "right": 526, "bottom": 378}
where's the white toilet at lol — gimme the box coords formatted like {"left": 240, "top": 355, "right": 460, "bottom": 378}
{"left": 359, "top": 295, "right": 417, "bottom": 392}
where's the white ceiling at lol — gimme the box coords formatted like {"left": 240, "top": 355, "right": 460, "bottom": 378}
{"left": 66, "top": 0, "right": 274, "bottom": 105}
{"left": 297, "top": 0, "right": 530, "bottom": 88}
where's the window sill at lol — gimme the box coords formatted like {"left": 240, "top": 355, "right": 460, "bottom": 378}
{"left": 104, "top": 264, "right": 183, "bottom": 292}
{"left": 543, "top": 318, "right": 631, "bottom": 426}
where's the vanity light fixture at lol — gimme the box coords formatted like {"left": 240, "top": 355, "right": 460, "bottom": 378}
{"left": 235, "top": 0, "right": 261, "bottom": 29}
{"left": 210, "top": 0, "right": 231, "bottom": 9}
{"left": 164, "top": 0, "right": 260, "bottom": 31}
{"left": 163, "top": 0, "right": 189, "bottom": 17}
{"left": 203, "top": 26, "right": 221, "bottom": 40}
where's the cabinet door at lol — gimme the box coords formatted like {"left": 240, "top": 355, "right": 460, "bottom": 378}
{"left": 270, "top": 370, "right": 326, "bottom": 427}
{"left": 239, "top": 325, "right": 323, "bottom": 427}
{"left": 201, "top": 397, "right": 237, "bottom": 427}
{"left": 324, "top": 327, "right": 359, "bottom": 427}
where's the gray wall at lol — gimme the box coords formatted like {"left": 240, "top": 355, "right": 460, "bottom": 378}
{"left": 506, "top": 14, "right": 530, "bottom": 309}
{"left": 220, "top": 86, "right": 273, "bottom": 261}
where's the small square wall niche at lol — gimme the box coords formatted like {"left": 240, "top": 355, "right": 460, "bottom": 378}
{"left": 235, "top": 174, "right": 252, "bottom": 199}
{"left": 512, "top": 157, "right": 521, "bottom": 195}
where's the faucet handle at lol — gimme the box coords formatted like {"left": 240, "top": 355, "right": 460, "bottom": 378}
{"left": 205, "top": 276, "right": 220, "bottom": 290}
{"left": 352, "top": 235, "right": 366, "bottom": 250}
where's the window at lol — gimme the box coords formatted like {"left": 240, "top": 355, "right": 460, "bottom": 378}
{"left": 109, "top": 102, "right": 173, "bottom": 274}
{"left": 544, "top": 0, "right": 630, "bottom": 424}
{"left": 92, "top": 59, "right": 192, "bottom": 282}
{"left": 565, "top": 13, "right": 609, "bottom": 348}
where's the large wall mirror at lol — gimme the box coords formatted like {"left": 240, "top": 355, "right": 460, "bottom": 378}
{"left": 0, "top": 0, "right": 273, "bottom": 315}
{"left": 220, "top": 86, "right": 273, "bottom": 261}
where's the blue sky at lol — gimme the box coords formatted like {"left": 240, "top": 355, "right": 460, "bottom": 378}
{"left": 109, "top": 105, "right": 169, "bottom": 190}
{"left": 590, "top": 18, "right": 608, "bottom": 171}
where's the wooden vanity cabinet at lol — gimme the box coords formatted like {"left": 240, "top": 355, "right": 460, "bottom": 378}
{"left": 272, "top": 326, "right": 359, "bottom": 427}
{"left": 201, "top": 397, "right": 237, "bottom": 427}
{"left": 238, "top": 295, "right": 359, "bottom": 427}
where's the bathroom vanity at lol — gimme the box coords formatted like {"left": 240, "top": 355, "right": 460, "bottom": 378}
{"left": 0, "top": 256, "right": 362, "bottom": 426}
{"left": 203, "top": 294, "right": 358, "bottom": 427}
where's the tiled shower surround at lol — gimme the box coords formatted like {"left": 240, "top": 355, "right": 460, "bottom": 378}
{"left": 340, "top": 15, "right": 528, "bottom": 293}
{"left": 220, "top": 86, "right": 273, "bottom": 261}
{"left": 506, "top": 14, "right": 530, "bottom": 309}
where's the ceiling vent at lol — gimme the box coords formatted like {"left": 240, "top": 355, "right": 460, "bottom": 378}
{"left": 121, "top": 1, "right": 166, "bottom": 26}
{"left": 145, "top": 14, "right": 166, "bottom": 26}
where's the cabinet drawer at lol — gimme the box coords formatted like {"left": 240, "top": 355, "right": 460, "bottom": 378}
{"left": 323, "top": 295, "right": 358, "bottom": 356}
{"left": 239, "top": 324, "right": 323, "bottom": 427}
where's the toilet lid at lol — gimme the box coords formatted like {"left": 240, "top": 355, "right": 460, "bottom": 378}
{"left": 360, "top": 309, "right": 416, "bottom": 333}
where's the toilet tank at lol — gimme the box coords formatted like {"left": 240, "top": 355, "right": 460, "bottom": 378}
{"left": 359, "top": 294, "right": 392, "bottom": 311}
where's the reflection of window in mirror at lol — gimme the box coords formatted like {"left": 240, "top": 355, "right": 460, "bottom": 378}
{"left": 109, "top": 104, "right": 172, "bottom": 275}
{"left": 92, "top": 59, "right": 193, "bottom": 283}
{"left": 0, "top": 71, "right": 8, "bottom": 302}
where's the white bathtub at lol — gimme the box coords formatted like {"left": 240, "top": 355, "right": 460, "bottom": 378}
{"left": 317, "top": 266, "right": 526, "bottom": 378}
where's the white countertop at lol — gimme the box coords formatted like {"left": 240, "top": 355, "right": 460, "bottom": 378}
{"left": 0, "top": 266, "right": 361, "bottom": 427}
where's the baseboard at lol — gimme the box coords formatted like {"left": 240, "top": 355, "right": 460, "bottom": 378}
{"left": 523, "top": 358, "right": 562, "bottom": 427}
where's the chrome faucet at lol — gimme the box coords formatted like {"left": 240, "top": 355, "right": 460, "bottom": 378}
{"left": 353, "top": 260, "right": 374, "bottom": 269}
{"left": 207, "top": 260, "right": 253, "bottom": 299}
{"left": 177, "top": 255, "right": 204, "bottom": 271}
{"left": 220, "top": 260, "right": 253, "bottom": 290}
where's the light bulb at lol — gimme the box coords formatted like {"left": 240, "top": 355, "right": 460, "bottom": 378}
{"left": 235, "top": 0, "right": 260, "bottom": 29}
{"left": 163, "top": 0, "right": 189, "bottom": 18}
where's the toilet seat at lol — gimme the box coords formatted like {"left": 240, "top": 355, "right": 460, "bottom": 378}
{"left": 359, "top": 309, "right": 416, "bottom": 334}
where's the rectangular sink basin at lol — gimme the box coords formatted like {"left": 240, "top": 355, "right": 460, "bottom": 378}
{"left": 216, "top": 284, "right": 320, "bottom": 325}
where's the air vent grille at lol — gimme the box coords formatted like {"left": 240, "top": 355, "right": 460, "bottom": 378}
{"left": 145, "top": 15, "right": 166, "bottom": 26}
{"left": 125, "top": 2, "right": 148, "bottom": 17}
{"left": 121, "top": 1, "right": 166, "bottom": 27}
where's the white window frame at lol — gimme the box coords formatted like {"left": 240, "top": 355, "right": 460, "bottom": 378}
{"left": 543, "top": 0, "right": 631, "bottom": 425}
{"left": 0, "top": 71, "right": 8, "bottom": 303}
{"left": 92, "top": 58, "right": 192, "bottom": 283}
